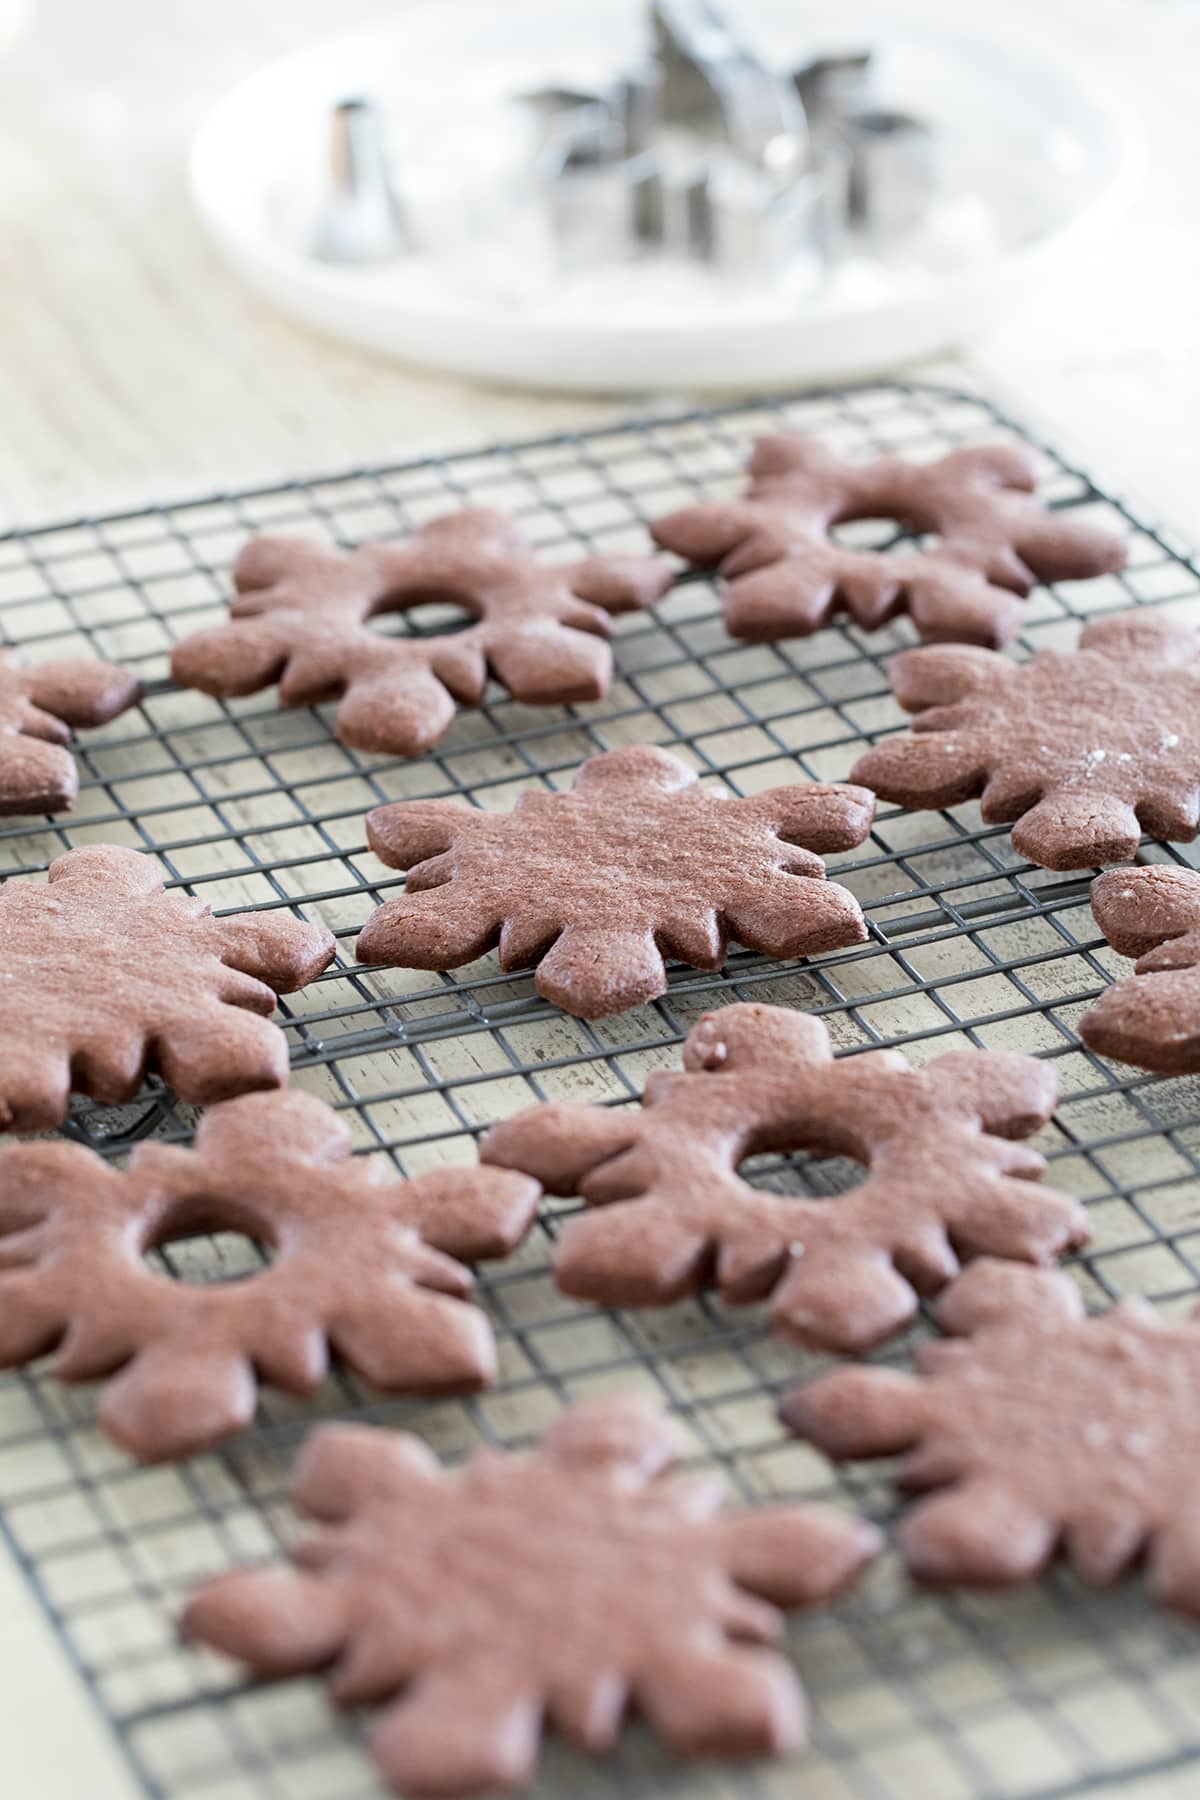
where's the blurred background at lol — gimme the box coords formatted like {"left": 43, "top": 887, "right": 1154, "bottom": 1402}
{"left": 0, "top": 0, "right": 1196, "bottom": 525}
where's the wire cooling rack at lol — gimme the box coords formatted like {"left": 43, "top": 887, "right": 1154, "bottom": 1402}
{"left": 2, "top": 382, "right": 1200, "bottom": 1800}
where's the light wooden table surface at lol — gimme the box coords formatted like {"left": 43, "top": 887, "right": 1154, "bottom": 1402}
{"left": 2, "top": 1, "right": 1200, "bottom": 1795}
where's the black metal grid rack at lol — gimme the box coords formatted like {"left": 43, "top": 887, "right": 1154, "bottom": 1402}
{"left": 2, "top": 382, "right": 1200, "bottom": 1800}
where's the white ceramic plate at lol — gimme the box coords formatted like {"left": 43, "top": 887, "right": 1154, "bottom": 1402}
{"left": 0, "top": 0, "right": 33, "bottom": 51}
{"left": 188, "top": 0, "right": 1132, "bottom": 392}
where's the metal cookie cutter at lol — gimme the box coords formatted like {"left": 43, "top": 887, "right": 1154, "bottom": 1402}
{"left": 535, "top": 0, "right": 840, "bottom": 274}
{"left": 846, "top": 109, "right": 938, "bottom": 241}
{"left": 792, "top": 51, "right": 873, "bottom": 138}
{"left": 304, "top": 1, "right": 942, "bottom": 277}
{"left": 793, "top": 53, "right": 940, "bottom": 245}
{"left": 651, "top": 0, "right": 806, "bottom": 168}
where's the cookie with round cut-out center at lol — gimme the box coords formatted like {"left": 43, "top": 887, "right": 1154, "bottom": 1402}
{"left": 170, "top": 509, "right": 673, "bottom": 756}
{"left": 651, "top": 435, "right": 1123, "bottom": 647}
{"left": 0, "top": 1087, "right": 538, "bottom": 1459}
{"left": 481, "top": 1001, "right": 1088, "bottom": 1349}
{"left": 181, "top": 1395, "right": 881, "bottom": 1795}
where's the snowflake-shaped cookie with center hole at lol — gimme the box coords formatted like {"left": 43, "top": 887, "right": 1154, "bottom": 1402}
{"left": 1079, "top": 864, "right": 1200, "bottom": 1072}
{"left": 783, "top": 1259, "right": 1200, "bottom": 1616}
{"left": 181, "top": 1394, "right": 881, "bottom": 1795}
{"left": 651, "top": 435, "right": 1124, "bottom": 648}
{"left": 481, "top": 1002, "right": 1088, "bottom": 1350}
{"left": 170, "top": 509, "right": 673, "bottom": 756}
{"left": 851, "top": 613, "right": 1200, "bottom": 870}
{"left": 0, "top": 647, "right": 140, "bottom": 812}
{"left": 0, "top": 844, "right": 334, "bottom": 1128}
{"left": 356, "top": 745, "right": 875, "bottom": 1017}
{"left": 0, "top": 1088, "right": 539, "bottom": 1459}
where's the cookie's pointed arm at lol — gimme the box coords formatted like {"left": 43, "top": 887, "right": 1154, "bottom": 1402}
{"left": 714, "top": 1505, "right": 882, "bottom": 1606}
{"left": 745, "top": 781, "right": 874, "bottom": 854}
{"left": 480, "top": 1101, "right": 641, "bottom": 1196}
{"left": 851, "top": 732, "right": 989, "bottom": 810}
{"left": 47, "top": 843, "right": 164, "bottom": 895}
{"left": 567, "top": 554, "right": 675, "bottom": 615}
{"left": 365, "top": 797, "right": 487, "bottom": 869}
{"left": 291, "top": 1422, "right": 442, "bottom": 1519}
{"left": 888, "top": 643, "right": 1011, "bottom": 713}
{"left": 651, "top": 500, "right": 772, "bottom": 567}
{"left": 214, "top": 907, "right": 336, "bottom": 993}
{"left": 181, "top": 1566, "right": 349, "bottom": 1674}
{"left": 23, "top": 657, "right": 141, "bottom": 728}
{"left": 1011, "top": 509, "right": 1126, "bottom": 583}
{"left": 1091, "top": 865, "right": 1200, "bottom": 960}
{"left": 933, "top": 1258, "right": 1085, "bottom": 1335}
{"left": 919, "top": 1048, "right": 1058, "bottom": 1139}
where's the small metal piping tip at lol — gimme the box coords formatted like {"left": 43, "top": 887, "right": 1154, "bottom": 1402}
{"left": 309, "top": 97, "right": 410, "bottom": 266}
